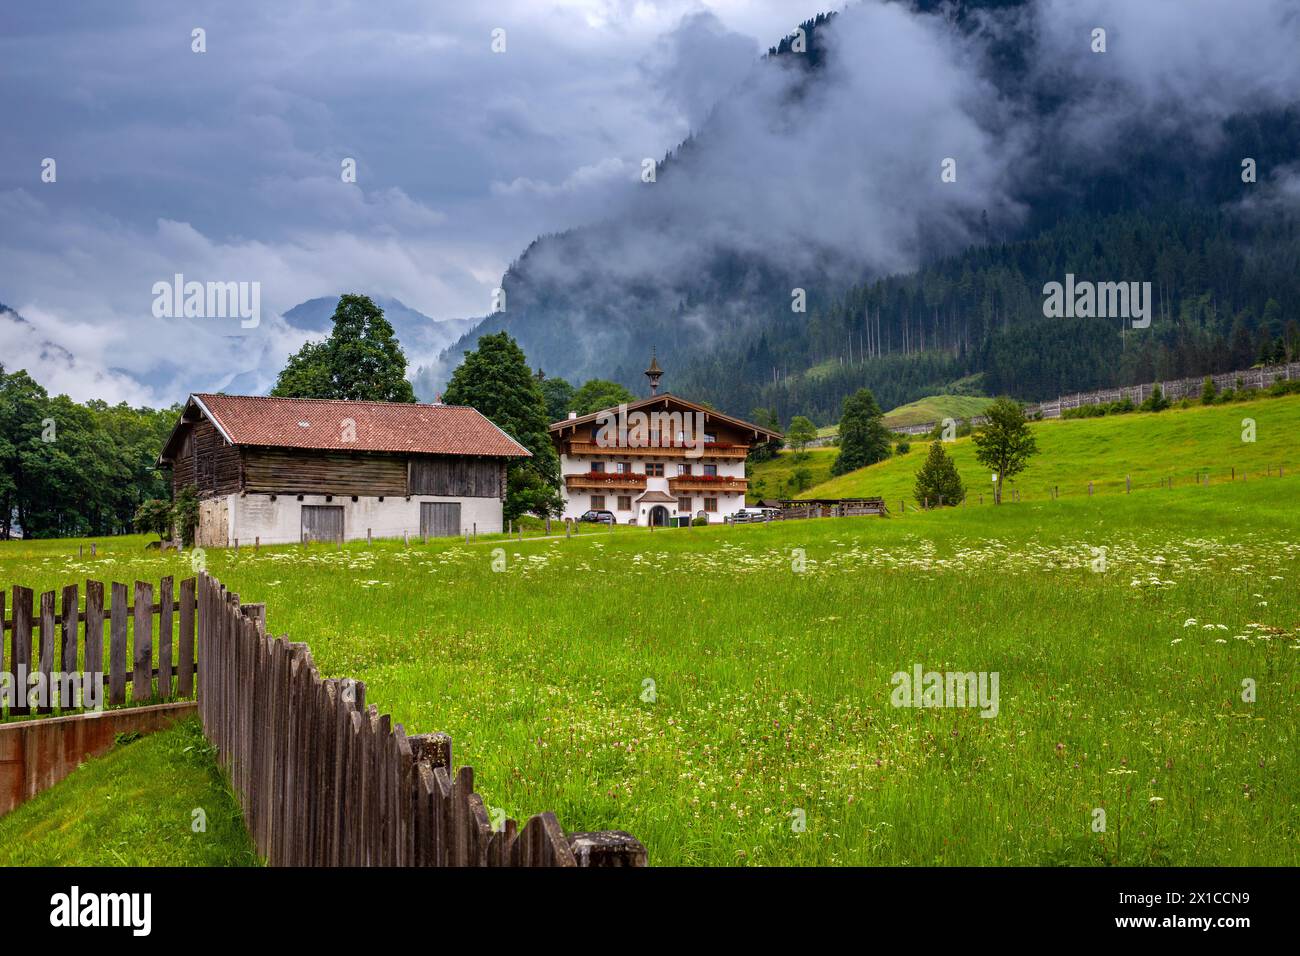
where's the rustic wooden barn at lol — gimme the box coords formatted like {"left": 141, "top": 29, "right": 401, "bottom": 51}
{"left": 159, "top": 394, "right": 529, "bottom": 546}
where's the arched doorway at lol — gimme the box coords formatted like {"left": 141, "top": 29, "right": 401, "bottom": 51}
{"left": 649, "top": 505, "right": 670, "bottom": 527}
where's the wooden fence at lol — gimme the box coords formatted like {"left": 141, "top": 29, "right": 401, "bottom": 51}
{"left": 1, "top": 577, "right": 196, "bottom": 719}
{"left": 774, "top": 498, "right": 889, "bottom": 520}
{"left": 882, "top": 361, "right": 1300, "bottom": 437}
{"left": 197, "top": 572, "right": 646, "bottom": 867}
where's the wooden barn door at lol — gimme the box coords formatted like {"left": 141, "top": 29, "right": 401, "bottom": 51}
{"left": 301, "top": 505, "right": 344, "bottom": 543}
{"left": 420, "top": 501, "right": 461, "bottom": 538}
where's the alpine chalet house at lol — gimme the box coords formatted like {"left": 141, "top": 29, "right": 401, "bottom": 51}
{"left": 159, "top": 393, "right": 529, "bottom": 546}
{"left": 548, "top": 356, "right": 781, "bottom": 525}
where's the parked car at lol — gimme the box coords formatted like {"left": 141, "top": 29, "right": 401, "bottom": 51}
{"left": 733, "top": 507, "right": 779, "bottom": 523}
{"left": 579, "top": 510, "right": 616, "bottom": 524}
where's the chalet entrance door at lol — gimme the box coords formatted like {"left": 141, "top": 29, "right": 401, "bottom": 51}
{"left": 649, "top": 505, "right": 670, "bottom": 527}
{"left": 421, "top": 501, "right": 461, "bottom": 538}
{"left": 301, "top": 505, "right": 344, "bottom": 543}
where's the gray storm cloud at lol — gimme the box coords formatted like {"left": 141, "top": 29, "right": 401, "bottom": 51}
{"left": 4, "top": 0, "right": 1299, "bottom": 403}
{"left": 483, "top": 0, "right": 1300, "bottom": 317}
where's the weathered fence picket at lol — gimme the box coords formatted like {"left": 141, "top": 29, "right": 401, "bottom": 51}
{"left": 1, "top": 576, "right": 198, "bottom": 720}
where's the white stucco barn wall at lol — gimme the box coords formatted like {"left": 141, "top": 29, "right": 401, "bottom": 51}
{"left": 196, "top": 493, "right": 504, "bottom": 546}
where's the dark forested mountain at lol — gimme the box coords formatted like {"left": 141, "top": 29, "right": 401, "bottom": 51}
{"left": 424, "top": 0, "right": 1300, "bottom": 423}
{"left": 676, "top": 205, "right": 1300, "bottom": 423}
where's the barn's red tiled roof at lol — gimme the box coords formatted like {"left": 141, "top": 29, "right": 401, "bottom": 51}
{"left": 167, "top": 393, "right": 530, "bottom": 459}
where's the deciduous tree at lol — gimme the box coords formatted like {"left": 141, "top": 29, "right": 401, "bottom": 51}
{"left": 971, "top": 397, "right": 1037, "bottom": 504}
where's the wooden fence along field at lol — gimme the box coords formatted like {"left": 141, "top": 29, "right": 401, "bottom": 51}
{"left": 774, "top": 498, "right": 889, "bottom": 519}
{"left": 879, "top": 361, "right": 1300, "bottom": 437}
{"left": 1, "top": 577, "right": 196, "bottom": 719}
{"left": 197, "top": 573, "right": 646, "bottom": 867}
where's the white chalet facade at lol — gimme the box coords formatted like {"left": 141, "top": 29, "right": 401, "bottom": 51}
{"left": 548, "top": 359, "right": 781, "bottom": 525}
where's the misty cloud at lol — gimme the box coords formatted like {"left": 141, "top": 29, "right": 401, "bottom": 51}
{"left": 5, "top": 0, "right": 1299, "bottom": 403}
{"left": 2, "top": 0, "right": 828, "bottom": 403}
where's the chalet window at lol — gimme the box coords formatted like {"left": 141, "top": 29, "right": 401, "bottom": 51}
{"left": 591, "top": 461, "right": 605, "bottom": 473}
{"left": 591, "top": 495, "right": 606, "bottom": 510}
{"left": 704, "top": 497, "right": 718, "bottom": 512}
{"left": 678, "top": 497, "right": 692, "bottom": 512}
{"left": 616, "top": 461, "right": 632, "bottom": 473}
{"left": 645, "top": 462, "right": 664, "bottom": 476}
{"left": 678, "top": 463, "right": 692, "bottom": 476}
{"left": 617, "top": 495, "right": 632, "bottom": 511}
{"left": 704, "top": 464, "right": 718, "bottom": 477}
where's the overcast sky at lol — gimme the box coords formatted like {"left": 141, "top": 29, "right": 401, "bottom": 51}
{"left": 0, "top": 0, "right": 832, "bottom": 405}
{"left": 5, "top": 0, "right": 1298, "bottom": 407}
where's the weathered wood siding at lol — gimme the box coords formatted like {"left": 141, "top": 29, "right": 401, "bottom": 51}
{"left": 241, "top": 448, "right": 408, "bottom": 497}
{"left": 172, "top": 420, "right": 241, "bottom": 499}
{"left": 408, "top": 456, "right": 504, "bottom": 498}
{"left": 420, "top": 501, "right": 461, "bottom": 537}
{"left": 301, "top": 504, "right": 345, "bottom": 542}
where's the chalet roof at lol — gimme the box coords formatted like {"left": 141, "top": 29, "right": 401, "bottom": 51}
{"left": 549, "top": 393, "right": 782, "bottom": 442}
{"left": 159, "top": 393, "right": 531, "bottom": 463}
{"left": 635, "top": 490, "right": 677, "bottom": 503}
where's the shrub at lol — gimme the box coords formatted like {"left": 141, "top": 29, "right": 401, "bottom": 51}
{"left": 1140, "top": 384, "right": 1170, "bottom": 412}
{"left": 133, "top": 499, "right": 173, "bottom": 544}
{"left": 913, "top": 441, "right": 965, "bottom": 508}
{"left": 1201, "top": 376, "right": 1217, "bottom": 404}
{"left": 895, "top": 440, "right": 911, "bottom": 455}
{"left": 173, "top": 485, "right": 201, "bottom": 547}
{"left": 691, "top": 515, "right": 708, "bottom": 526}
{"left": 1062, "top": 398, "right": 1136, "bottom": 420}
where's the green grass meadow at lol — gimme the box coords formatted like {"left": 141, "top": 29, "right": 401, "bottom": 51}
{"left": 806, "top": 393, "right": 1300, "bottom": 506}
{"left": 748, "top": 446, "right": 838, "bottom": 500}
{"left": 2, "top": 473, "right": 1296, "bottom": 865}
{"left": 0, "top": 718, "right": 256, "bottom": 866}
{"left": 882, "top": 394, "right": 995, "bottom": 429}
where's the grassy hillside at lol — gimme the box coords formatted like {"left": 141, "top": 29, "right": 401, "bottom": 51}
{"left": 882, "top": 394, "right": 994, "bottom": 429}
{"left": 0, "top": 718, "right": 257, "bottom": 866}
{"left": 748, "top": 447, "right": 838, "bottom": 501}
{"left": 2, "top": 479, "right": 1296, "bottom": 866}
{"left": 810, "top": 393, "right": 993, "bottom": 441}
{"left": 804, "top": 393, "right": 1300, "bottom": 505}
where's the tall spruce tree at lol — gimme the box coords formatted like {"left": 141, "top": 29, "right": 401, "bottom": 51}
{"left": 442, "top": 332, "right": 563, "bottom": 519}
{"left": 830, "top": 388, "right": 891, "bottom": 476}
{"left": 272, "top": 294, "right": 416, "bottom": 403}
{"left": 913, "top": 440, "right": 965, "bottom": 507}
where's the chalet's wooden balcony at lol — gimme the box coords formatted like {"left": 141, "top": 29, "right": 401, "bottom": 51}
{"left": 564, "top": 471, "right": 648, "bottom": 491}
{"left": 563, "top": 440, "right": 749, "bottom": 460}
{"left": 668, "top": 475, "right": 748, "bottom": 494}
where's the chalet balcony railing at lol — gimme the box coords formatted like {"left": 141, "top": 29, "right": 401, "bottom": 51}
{"left": 668, "top": 475, "right": 748, "bottom": 493}
{"left": 564, "top": 471, "right": 648, "bottom": 490}
{"left": 562, "top": 441, "right": 749, "bottom": 460}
